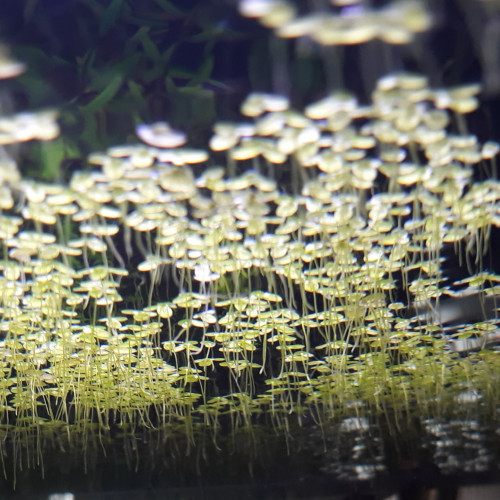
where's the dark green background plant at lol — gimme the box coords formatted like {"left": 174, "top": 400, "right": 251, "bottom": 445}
{"left": 0, "top": 0, "right": 262, "bottom": 180}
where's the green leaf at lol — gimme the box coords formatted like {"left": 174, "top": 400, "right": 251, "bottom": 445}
{"left": 80, "top": 112, "right": 99, "bottom": 148}
{"left": 189, "top": 56, "right": 214, "bottom": 86}
{"left": 81, "top": 73, "right": 123, "bottom": 112}
{"left": 39, "top": 139, "right": 66, "bottom": 181}
{"left": 165, "top": 76, "right": 176, "bottom": 92}
{"left": 161, "top": 44, "right": 177, "bottom": 63}
{"left": 16, "top": 72, "right": 53, "bottom": 105}
{"left": 154, "top": 0, "right": 183, "bottom": 15}
{"left": 169, "top": 68, "right": 196, "bottom": 79}
{"left": 99, "top": 0, "right": 124, "bottom": 35}
{"left": 127, "top": 80, "right": 143, "bottom": 100}
{"left": 137, "top": 28, "right": 161, "bottom": 61}
{"left": 204, "top": 78, "right": 233, "bottom": 92}
{"left": 77, "top": 49, "right": 96, "bottom": 78}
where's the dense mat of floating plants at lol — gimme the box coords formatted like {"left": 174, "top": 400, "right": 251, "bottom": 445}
{"left": 0, "top": 66, "right": 500, "bottom": 433}
{"left": 239, "top": 0, "right": 432, "bottom": 45}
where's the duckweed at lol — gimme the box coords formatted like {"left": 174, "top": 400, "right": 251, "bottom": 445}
{"left": 0, "top": 1, "right": 499, "bottom": 483}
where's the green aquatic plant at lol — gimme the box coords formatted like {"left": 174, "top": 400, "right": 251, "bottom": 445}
{"left": 239, "top": 0, "right": 432, "bottom": 45}
{"left": 1, "top": 66, "right": 499, "bottom": 431}
{"left": 0, "top": 1, "right": 500, "bottom": 486}
{"left": 1, "top": 0, "right": 239, "bottom": 182}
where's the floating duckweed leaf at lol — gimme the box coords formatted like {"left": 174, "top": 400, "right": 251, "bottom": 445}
{"left": 163, "top": 341, "right": 187, "bottom": 353}
{"left": 80, "top": 222, "right": 119, "bottom": 237}
{"left": 422, "top": 109, "right": 449, "bottom": 130}
{"left": 138, "top": 255, "right": 164, "bottom": 272}
{"left": 159, "top": 167, "right": 196, "bottom": 195}
{"left": 373, "top": 121, "right": 401, "bottom": 143}
{"left": 285, "top": 351, "right": 313, "bottom": 363}
{"left": 352, "top": 159, "right": 379, "bottom": 182}
{"left": 0, "top": 216, "right": 22, "bottom": 240}
{"left": 210, "top": 133, "right": 239, "bottom": 152}
{"left": 317, "top": 151, "right": 343, "bottom": 173}
{"left": 46, "top": 190, "right": 75, "bottom": 207}
{"left": 177, "top": 149, "right": 209, "bottom": 164}
{"left": 272, "top": 1, "right": 431, "bottom": 45}
{"left": 193, "top": 262, "right": 220, "bottom": 282}
{"left": 230, "top": 142, "right": 262, "bottom": 161}
{"left": 343, "top": 148, "right": 366, "bottom": 162}
{"left": 19, "top": 231, "right": 57, "bottom": 246}
{"left": 173, "top": 293, "right": 207, "bottom": 309}
{"left": 38, "top": 244, "right": 62, "bottom": 261}
{"left": 195, "top": 358, "right": 216, "bottom": 368}
{"left": 275, "top": 219, "right": 301, "bottom": 236}
{"left": 379, "top": 25, "right": 413, "bottom": 44}
{"left": 397, "top": 163, "right": 428, "bottom": 185}
{"left": 433, "top": 84, "right": 480, "bottom": 114}
{"left": 151, "top": 304, "right": 174, "bottom": 321}
{"left": 23, "top": 183, "right": 47, "bottom": 203}
{"left": 124, "top": 211, "right": 144, "bottom": 229}
{"left": 0, "top": 187, "right": 14, "bottom": 210}
{"left": 98, "top": 205, "right": 122, "bottom": 219}
{"left": 255, "top": 112, "right": 285, "bottom": 136}
{"left": 261, "top": 142, "right": 288, "bottom": 164}
{"left": 0, "top": 47, "right": 26, "bottom": 79}
{"left": 481, "top": 141, "right": 500, "bottom": 159}
{"left": 305, "top": 92, "right": 357, "bottom": 119}
{"left": 132, "top": 310, "right": 153, "bottom": 323}
{"left": 378, "top": 72, "right": 428, "bottom": 92}
{"left": 196, "top": 167, "right": 226, "bottom": 190}
{"left": 246, "top": 218, "right": 267, "bottom": 235}
{"left": 22, "top": 204, "right": 57, "bottom": 225}
{"left": 169, "top": 241, "right": 187, "bottom": 259}
{"left": 81, "top": 325, "right": 110, "bottom": 341}
{"left": 241, "top": 93, "right": 289, "bottom": 117}
{"left": 0, "top": 110, "right": 60, "bottom": 144}
{"left": 136, "top": 122, "right": 186, "bottom": 148}
{"left": 84, "top": 237, "right": 108, "bottom": 253}
{"left": 361, "top": 292, "right": 386, "bottom": 307}
{"left": 326, "top": 110, "right": 352, "bottom": 132}
{"left": 251, "top": 291, "right": 283, "bottom": 303}
{"left": 129, "top": 148, "right": 155, "bottom": 169}
{"left": 316, "top": 19, "right": 378, "bottom": 45}
{"left": 138, "top": 219, "right": 163, "bottom": 232}
{"left": 239, "top": 0, "right": 295, "bottom": 24}
{"left": 210, "top": 122, "right": 254, "bottom": 152}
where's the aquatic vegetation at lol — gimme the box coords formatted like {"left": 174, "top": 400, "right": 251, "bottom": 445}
{"left": 239, "top": 0, "right": 432, "bottom": 45}
{"left": 0, "top": 0, "right": 499, "bottom": 486}
{"left": 1, "top": 64, "right": 499, "bottom": 435}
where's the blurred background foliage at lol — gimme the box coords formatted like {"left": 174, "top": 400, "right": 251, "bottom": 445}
{"left": 0, "top": 0, "right": 263, "bottom": 180}
{"left": 0, "top": 0, "right": 499, "bottom": 181}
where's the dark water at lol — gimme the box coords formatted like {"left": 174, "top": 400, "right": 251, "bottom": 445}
{"left": 0, "top": 408, "right": 499, "bottom": 498}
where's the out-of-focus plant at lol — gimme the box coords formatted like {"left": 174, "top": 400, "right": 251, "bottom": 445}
{"left": 0, "top": 0, "right": 249, "bottom": 180}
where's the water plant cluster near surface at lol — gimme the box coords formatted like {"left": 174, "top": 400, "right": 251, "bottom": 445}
{"left": 0, "top": 0, "right": 499, "bottom": 489}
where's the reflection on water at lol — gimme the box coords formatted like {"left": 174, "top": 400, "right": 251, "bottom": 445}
{"left": 307, "top": 416, "right": 387, "bottom": 482}
{"left": 423, "top": 418, "right": 494, "bottom": 474}
{"left": 3, "top": 408, "right": 499, "bottom": 498}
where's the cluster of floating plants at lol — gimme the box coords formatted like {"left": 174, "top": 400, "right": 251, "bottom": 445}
{"left": 0, "top": 5, "right": 499, "bottom": 471}
{"left": 239, "top": 0, "right": 432, "bottom": 45}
